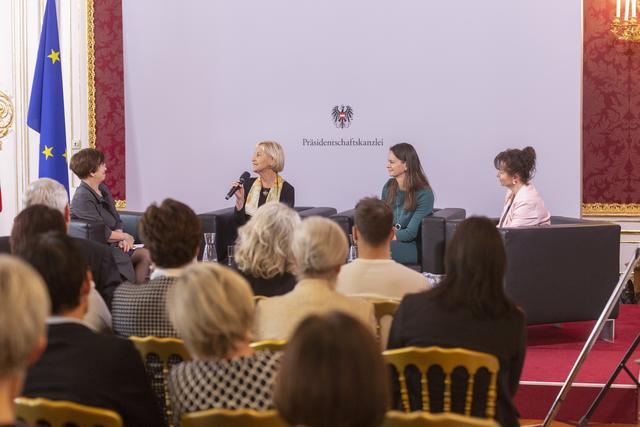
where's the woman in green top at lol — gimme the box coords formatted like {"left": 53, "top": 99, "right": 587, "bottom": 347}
{"left": 382, "top": 143, "right": 434, "bottom": 265}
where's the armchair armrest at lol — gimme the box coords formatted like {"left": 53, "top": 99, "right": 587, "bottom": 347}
{"left": 299, "top": 207, "right": 337, "bottom": 219}
{"left": 331, "top": 209, "right": 355, "bottom": 237}
{"left": 118, "top": 211, "right": 144, "bottom": 243}
{"left": 421, "top": 208, "right": 466, "bottom": 274}
{"left": 68, "top": 220, "right": 109, "bottom": 244}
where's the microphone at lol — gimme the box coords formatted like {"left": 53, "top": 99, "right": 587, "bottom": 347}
{"left": 225, "top": 171, "right": 251, "bottom": 200}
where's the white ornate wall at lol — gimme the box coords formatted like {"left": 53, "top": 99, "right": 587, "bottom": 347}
{"left": 0, "top": 0, "right": 89, "bottom": 235}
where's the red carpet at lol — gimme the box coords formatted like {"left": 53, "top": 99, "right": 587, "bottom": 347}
{"left": 514, "top": 305, "right": 640, "bottom": 423}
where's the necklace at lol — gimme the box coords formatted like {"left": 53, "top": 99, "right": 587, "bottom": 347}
{"left": 394, "top": 199, "right": 402, "bottom": 230}
{"left": 261, "top": 188, "right": 270, "bottom": 197}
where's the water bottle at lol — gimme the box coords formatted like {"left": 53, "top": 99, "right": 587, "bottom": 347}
{"left": 202, "top": 232, "right": 218, "bottom": 262}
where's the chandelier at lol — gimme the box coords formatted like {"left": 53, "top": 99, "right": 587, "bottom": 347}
{"left": 612, "top": 0, "right": 640, "bottom": 41}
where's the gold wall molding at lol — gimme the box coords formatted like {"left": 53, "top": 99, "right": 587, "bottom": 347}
{"left": 0, "top": 91, "right": 15, "bottom": 143}
{"left": 86, "top": 0, "right": 96, "bottom": 149}
{"left": 115, "top": 199, "right": 126, "bottom": 210}
{"left": 582, "top": 203, "right": 640, "bottom": 217}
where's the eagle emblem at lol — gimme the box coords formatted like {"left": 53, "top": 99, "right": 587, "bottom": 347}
{"left": 332, "top": 105, "right": 353, "bottom": 129}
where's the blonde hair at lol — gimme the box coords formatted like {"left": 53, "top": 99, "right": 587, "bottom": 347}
{"left": 0, "top": 255, "right": 50, "bottom": 379}
{"left": 168, "top": 263, "right": 255, "bottom": 359}
{"left": 293, "top": 217, "right": 347, "bottom": 281}
{"left": 235, "top": 203, "right": 300, "bottom": 279}
{"left": 257, "top": 141, "right": 285, "bottom": 173}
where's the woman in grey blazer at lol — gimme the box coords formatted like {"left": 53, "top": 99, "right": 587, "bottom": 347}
{"left": 69, "top": 148, "right": 150, "bottom": 283}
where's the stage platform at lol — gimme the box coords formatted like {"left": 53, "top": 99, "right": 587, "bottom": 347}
{"left": 514, "top": 305, "right": 640, "bottom": 424}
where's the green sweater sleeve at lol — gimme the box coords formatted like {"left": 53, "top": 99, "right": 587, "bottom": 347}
{"left": 395, "top": 189, "right": 434, "bottom": 242}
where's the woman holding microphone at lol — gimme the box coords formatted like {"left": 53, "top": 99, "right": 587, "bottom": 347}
{"left": 232, "top": 141, "right": 295, "bottom": 225}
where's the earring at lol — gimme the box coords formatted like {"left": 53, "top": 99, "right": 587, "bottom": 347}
{"left": 512, "top": 179, "right": 516, "bottom": 185}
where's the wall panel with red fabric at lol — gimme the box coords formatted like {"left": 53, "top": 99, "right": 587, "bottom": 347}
{"left": 87, "top": 0, "right": 126, "bottom": 207}
{"left": 583, "top": 0, "right": 640, "bottom": 216}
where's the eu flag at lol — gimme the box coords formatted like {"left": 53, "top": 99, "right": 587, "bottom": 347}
{"left": 27, "top": 0, "right": 69, "bottom": 194}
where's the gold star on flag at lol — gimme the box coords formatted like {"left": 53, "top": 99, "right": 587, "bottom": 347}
{"left": 42, "top": 145, "right": 53, "bottom": 159}
{"left": 62, "top": 150, "right": 69, "bottom": 160}
{"left": 47, "top": 49, "right": 60, "bottom": 64}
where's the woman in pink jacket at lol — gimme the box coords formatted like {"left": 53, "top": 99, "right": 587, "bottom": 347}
{"left": 495, "top": 146, "right": 551, "bottom": 227}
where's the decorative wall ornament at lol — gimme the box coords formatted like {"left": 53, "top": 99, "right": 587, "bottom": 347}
{"left": 0, "top": 91, "right": 15, "bottom": 145}
{"left": 115, "top": 199, "right": 126, "bottom": 210}
{"left": 86, "top": 0, "right": 96, "bottom": 149}
{"left": 582, "top": 203, "right": 640, "bottom": 216}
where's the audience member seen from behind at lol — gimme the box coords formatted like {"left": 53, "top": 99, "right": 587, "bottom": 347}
{"left": 0, "top": 256, "right": 49, "bottom": 427}
{"left": 234, "top": 202, "right": 300, "bottom": 297}
{"left": 336, "top": 197, "right": 428, "bottom": 299}
{"left": 254, "top": 217, "right": 375, "bottom": 340}
{"left": 232, "top": 141, "right": 295, "bottom": 226}
{"left": 168, "top": 263, "right": 282, "bottom": 427}
{"left": 382, "top": 143, "right": 434, "bottom": 265}
{"left": 10, "top": 205, "right": 112, "bottom": 333}
{"left": 111, "top": 198, "right": 201, "bottom": 338}
{"left": 20, "top": 178, "right": 121, "bottom": 307}
{"left": 274, "top": 311, "right": 389, "bottom": 427}
{"left": 17, "top": 232, "right": 164, "bottom": 427}
{"left": 387, "top": 217, "right": 526, "bottom": 426}
{"left": 69, "top": 148, "right": 151, "bottom": 283}
{"left": 495, "top": 146, "right": 550, "bottom": 227}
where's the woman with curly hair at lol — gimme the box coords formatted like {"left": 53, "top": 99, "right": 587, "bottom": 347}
{"left": 494, "top": 146, "right": 550, "bottom": 227}
{"left": 234, "top": 203, "right": 300, "bottom": 297}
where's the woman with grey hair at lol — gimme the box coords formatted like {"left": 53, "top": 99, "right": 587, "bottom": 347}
{"left": 167, "top": 263, "right": 281, "bottom": 426}
{"left": 234, "top": 202, "right": 300, "bottom": 297}
{"left": 0, "top": 255, "right": 49, "bottom": 425}
{"left": 254, "top": 217, "right": 375, "bottom": 340}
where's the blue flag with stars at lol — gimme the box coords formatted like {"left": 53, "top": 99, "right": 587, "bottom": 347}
{"left": 27, "top": 0, "right": 69, "bottom": 194}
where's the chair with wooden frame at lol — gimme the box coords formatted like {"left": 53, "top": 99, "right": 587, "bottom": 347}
{"left": 14, "top": 397, "right": 123, "bottom": 427}
{"left": 382, "top": 410, "right": 500, "bottom": 427}
{"left": 369, "top": 299, "right": 400, "bottom": 345}
{"left": 182, "top": 408, "right": 287, "bottom": 427}
{"left": 129, "top": 336, "right": 191, "bottom": 427}
{"left": 383, "top": 346, "right": 499, "bottom": 419}
{"left": 249, "top": 340, "right": 287, "bottom": 352}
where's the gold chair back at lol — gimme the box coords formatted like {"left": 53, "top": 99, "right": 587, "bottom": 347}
{"left": 249, "top": 340, "right": 287, "bottom": 352}
{"left": 129, "top": 336, "right": 191, "bottom": 427}
{"left": 182, "top": 408, "right": 287, "bottom": 427}
{"left": 15, "top": 397, "right": 122, "bottom": 427}
{"left": 383, "top": 346, "right": 499, "bottom": 418}
{"left": 382, "top": 410, "right": 500, "bottom": 427}
{"left": 370, "top": 299, "right": 400, "bottom": 343}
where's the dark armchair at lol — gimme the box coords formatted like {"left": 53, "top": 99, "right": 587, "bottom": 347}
{"left": 446, "top": 216, "right": 621, "bottom": 325}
